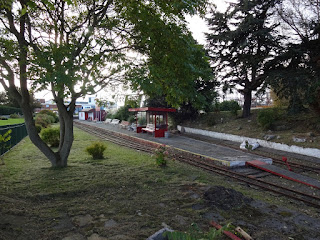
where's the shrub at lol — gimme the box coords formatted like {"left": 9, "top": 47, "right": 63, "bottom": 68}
{"left": 205, "top": 114, "right": 216, "bottom": 127}
{"left": 127, "top": 115, "right": 135, "bottom": 123}
{"left": 10, "top": 113, "right": 20, "bottom": 118}
{"left": 0, "top": 106, "right": 22, "bottom": 115}
{"left": 39, "top": 110, "right": 59, "bottom": 123}
{"left": 35, "top": 114, "right": 55, "bottom": 128}
{"left": 35, "top": 124, "right": 42, "bottom": 133}
{"left": 154, "top": 144, "right": 169, "bottom": 167}
{"left": 219, "top": 100, "right": 241, "bottom": 116}
{"left": 0, "top": 117, "right": 8, "bottom": 120}
{"left": 257, "top": 108, "right": 277, "bottom": 130}
{"left": 40, "top": 127, "right": 60, "bottom": 147}
{"left": 86, "top": 142, "right": 107, "bottom": 159}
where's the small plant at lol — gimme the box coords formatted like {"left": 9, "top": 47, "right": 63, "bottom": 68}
{"left": 86, "top": 142, "right": 107, "bottom": 159}
{"left": 154, "top": 144, "right": 169, "bottom": 167}
{"left": 165, "top": 223, "right": 226, "bottom": 240}
{"left": 40, "top": 127, "right": 60, "bottom": 147}
{"left": 0, "top": 129, "right": 12, "bottom": 163}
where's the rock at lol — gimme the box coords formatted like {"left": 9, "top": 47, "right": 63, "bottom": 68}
{"left": 104, "top": 219, "right": 118, "bottom": 228}
{"left": 237, "top": 126, "right": 242, "bottom": 130}
{"left": 180, "top": 127, "right": 185, "bottom": 133}
{"left": 62, "top": 233, "right": 86, "bottom": 240}
{"left": 276, "top": 136, "right": 281, "bottom": 139}
{"left": 72, "top": 214, "right": 93, "bottom": 227}
{"left": 88, "top": 233, "right": 108, "bottom": 240}
{"left": 174, "top": 215, "right": 188, "bottom": 225}
{"left": 247, "top": 120, "right": 252, "bottom": 123}
{"left": 264, "top": 135, "right": 276, "bottom": 141}
{"left": 274, "top": 125, "right": 290, "bottom": 131}
{"left": 293, "top": 137, "right": 306, "bottom": 143}
{"left": 307, "top": 132, "right": 315, "bottom": 137}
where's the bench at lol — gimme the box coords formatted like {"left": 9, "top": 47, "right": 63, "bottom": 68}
{"left": 120, "top": 121, "right": 130, "bottom": 129}
{"left": 142, "top": 124, "right": 156, "bottom": 133}
{"left": 110, "top": 119, "right": 120, "bottom": 125}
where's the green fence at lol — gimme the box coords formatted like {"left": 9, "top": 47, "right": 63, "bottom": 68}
{"left": 0, "top": 123, "right": 28, "bottom": 156}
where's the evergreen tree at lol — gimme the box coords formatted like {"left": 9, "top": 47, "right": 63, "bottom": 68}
{"left": 206, "top": 0, "right": 282, "bottom": 117}
{"left": 268, "top": 0, "right": 320, "bottom": 114}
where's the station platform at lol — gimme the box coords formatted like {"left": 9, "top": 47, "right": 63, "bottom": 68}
{"left": 76, "top": 120, "right": 272, "bottom": 167}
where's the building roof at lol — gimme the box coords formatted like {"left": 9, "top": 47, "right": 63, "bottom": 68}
{"left": 79, "top": 108, "right": 95, "bottom": 113}
{"left": 129, "top": 107, "right": 176, "bottom": 113}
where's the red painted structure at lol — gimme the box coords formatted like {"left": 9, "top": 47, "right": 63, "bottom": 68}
{"left": 129, "top": 107, "right": 176, "bottom": 138}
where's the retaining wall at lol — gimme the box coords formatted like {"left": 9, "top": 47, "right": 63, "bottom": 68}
{"left": 177, "top": 125, "right": 320, "bottom": 159}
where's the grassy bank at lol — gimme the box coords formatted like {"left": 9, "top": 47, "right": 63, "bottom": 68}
{"left": 0, "top": 118, "right": 25, "bottom": 126}
{"left": 182, "top": 108, "right": 320, "bottom": 149}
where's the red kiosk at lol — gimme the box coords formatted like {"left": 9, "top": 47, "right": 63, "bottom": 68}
{"left": 128, "top": 107, "right": 176, "bottom": 137}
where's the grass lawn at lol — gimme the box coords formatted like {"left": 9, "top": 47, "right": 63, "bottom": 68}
{"left": 0, "top": 127, "right": 228, "bottom": 239}
{"left": 0, "top": 127, "right": 318, "bottom": 240}
{"left": 0, "top": 118, "right": 25, "bottom": 126}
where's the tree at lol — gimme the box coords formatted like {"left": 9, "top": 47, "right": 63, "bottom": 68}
{"left": 206, "top": 0, "right": 282, "bottom": 117}
{"left": 267, "top": 0, "right": 320, "bottom": 114}
{"left": 0, "top": 89, "right": 41, "bottom": 110}
{"left": 0, "top": 0, "right": 209, "bottom": 167}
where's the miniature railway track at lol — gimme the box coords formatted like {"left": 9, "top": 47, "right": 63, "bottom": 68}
{"left": 75, "top": 121, "right": 320, "bottom": 208}
{"left": 184, "top": 134, "right": 320, "bottom": 174}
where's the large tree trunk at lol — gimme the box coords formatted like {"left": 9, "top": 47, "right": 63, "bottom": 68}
{"left": 242, "top": 90, "right": 252, "bottom": 118}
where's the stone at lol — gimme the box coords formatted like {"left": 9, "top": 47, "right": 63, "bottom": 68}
{"left": 62, "top": 233, "right": 86, "bottom": 240}
{"left": 274, "top": 125, "right": 290, "bottom": 131}
{"left": 104, "top": 219, "right": 118, "bottom": 228}
{"left": 180, "top": 127, "right": 185, "bottom": 133}
{"left": 174, "top": 215, "right": 188, "bottom": 225}
{"left": 293, "top": 137, "right": 306, "bottom": 143}
{"left": 307, "top": 132, "right": 315, "bottom": 137}
{"left": 72, "top": 214, "right": 93, "bottom": 227}
{"left": 88, "top": 233, "right": 108, "bottom": 240}
{"left": 264, "top": 135, "right": 276, "bottom": 141}
{"left": 237, "top": 126, "right": 242, "bottom": 130}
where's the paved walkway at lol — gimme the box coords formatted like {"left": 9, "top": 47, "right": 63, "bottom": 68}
{"left": 76, "top": 120, "right": 272, "bottom": 167}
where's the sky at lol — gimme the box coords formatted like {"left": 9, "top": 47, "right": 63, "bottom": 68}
{"left": 186, "top": 0, "right": 228, "bottom": 45}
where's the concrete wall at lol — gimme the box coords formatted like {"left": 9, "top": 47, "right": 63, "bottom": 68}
{"left": 177, "top": 125, "right": 320, "bottom": 159}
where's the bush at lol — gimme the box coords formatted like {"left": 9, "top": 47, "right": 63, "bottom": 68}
{"left": 86, "top": 142, "right": 107, "bottom": 159}
{"left": 154, "top": 145, "right": 169, "bottom": 167}
{"left": 257, "top": 108, "right": 278, "bottom": 130}
{"left": 35, "top": 124, "right": 42, "bottom": 133}
{"left": 39, "top": 110, "right": 59, "bottom": 123}
{"left": 219, "top": 100, "right": 241, "bottom": 116}
{"left": 10, "top": 113, "right": 20, "bottom": 118}
{"left": 0, "top": 106, "right": 22, "bottom": 115}
{"left": 0, "top": 117, "right": 8, "bottom": 120}
{"left": 127, "top": 115, "right": 135, "bottom": 123}
{"left": 35, "top": 114, "right": 55, "bottom": 128}
{"left": 40, "top": 127, "right": 60, "bottom": 147}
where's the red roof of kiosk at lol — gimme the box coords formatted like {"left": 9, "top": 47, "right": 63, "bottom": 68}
{"left": 128, "top": 107, "right": 176, "bottom": 112}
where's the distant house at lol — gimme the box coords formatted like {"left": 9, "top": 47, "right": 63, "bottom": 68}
{"left": 79, "top": 108, "right": 95, "bottom": 121}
